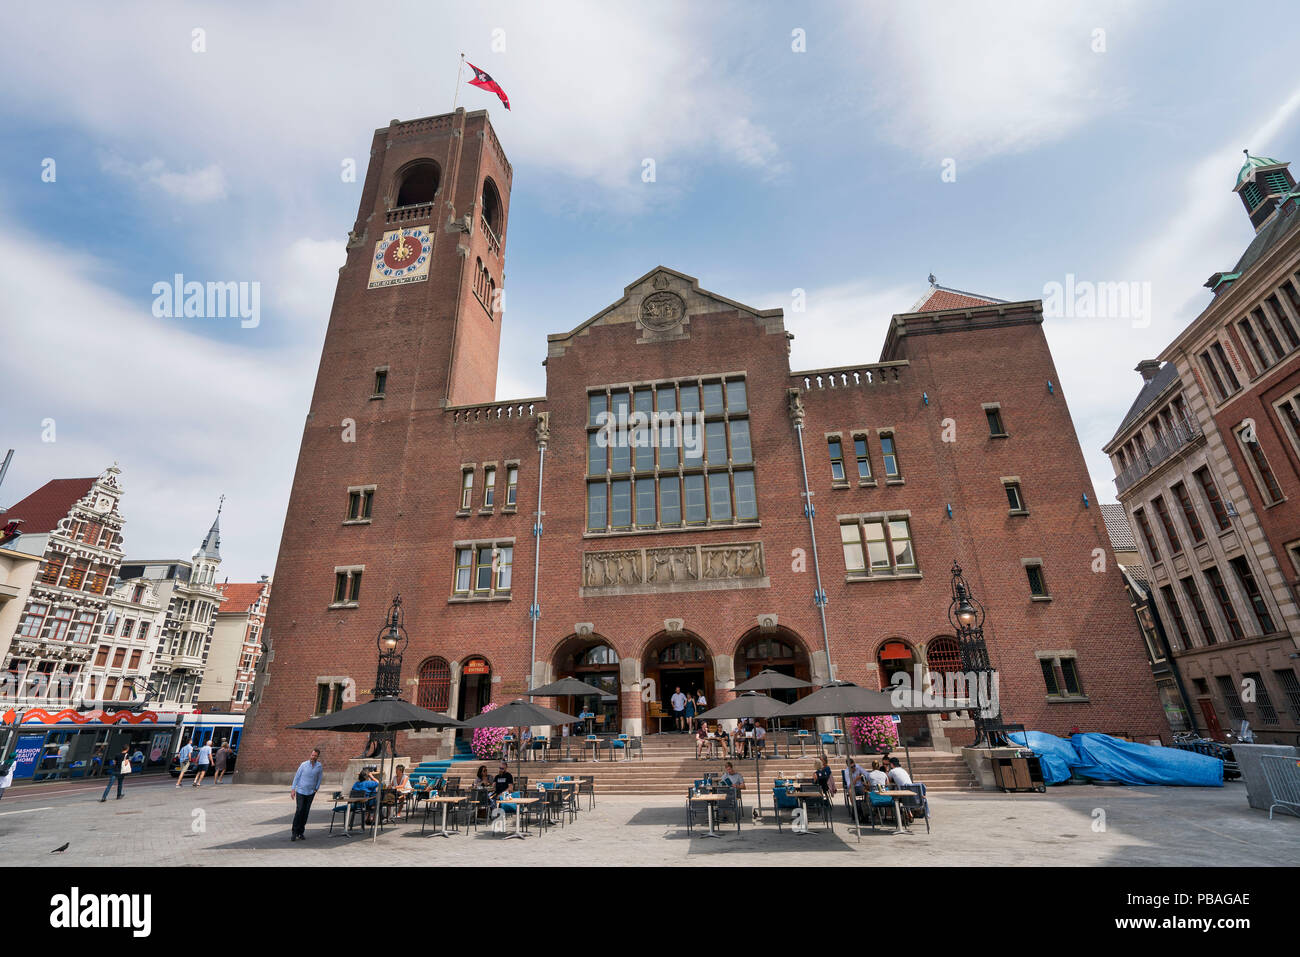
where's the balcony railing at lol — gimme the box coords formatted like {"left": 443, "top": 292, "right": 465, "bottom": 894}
{"left": 480, "top": 216, "right": 501, "bottom": 257}
{"left": 1114, "top": 417, "right": 1204, "bottom": 494}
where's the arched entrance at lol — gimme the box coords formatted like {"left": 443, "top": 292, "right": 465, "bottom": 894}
{"left": 457, "top": 656, "right": 492, "bottom": 720}
{"left": 734, "top": 628, "right": 812, "bottom": 728}
{"left": 643, "top": 632, "right": 712, "bottom": 733}
{"left": 415, "top": 656, "right": 451, "bottom": 712}
{"left": 551, "top": 635, "right": 621, "bottom": 733}
{"left": 876, "top": 638, "right": 930, "bottom": 747}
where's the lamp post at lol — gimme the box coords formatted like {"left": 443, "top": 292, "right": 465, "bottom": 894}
{"left": 364, "top": 595, "right": 409, "bottom": 759}
{"left": 947, "top": 561, "right": 1005, "bottom": 748}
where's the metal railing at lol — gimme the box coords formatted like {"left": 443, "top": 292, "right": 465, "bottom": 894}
{"left": 1114, "top": 417, "right": 1204, "bottom": 494}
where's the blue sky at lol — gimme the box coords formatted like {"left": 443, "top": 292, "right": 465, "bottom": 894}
{"left": 3, "top": 0, "right": 1300, "bottom": 580}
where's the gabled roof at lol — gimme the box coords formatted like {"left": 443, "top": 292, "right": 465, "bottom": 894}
{"left": 218, "top": 582, "right": 264, "bottom": 613}
{"left": 1108, "top": 361, "right": 1180, "bottom": 446}
{"left": 1235, "top": 152, "right": 1287, "bottom": 191}
{"left": 1, "top": 477, "right": 96, "bottom": 534}
{"left": 907, "top": 284, "right": 1008, "bottom": 313}
{"left": 1100, "top": 503, "right": 1137, "bottom": 551}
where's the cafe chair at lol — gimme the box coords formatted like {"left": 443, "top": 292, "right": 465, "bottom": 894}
{"left": 514, "top": 776, "right": 528, "bottom": 794}
{"left": 715, "top": 786, "right": 742, "bottom": 833}
{"left": 328, "top": 791, "right": 351, "bottom": 835}
{"left": 685, "top": 787, "right": 701, "bottom": 834}
{"left": 578, "top": 774, "right": 596, "bottom": 809}
{"left": 610, "top": 734, "right": 629, "bottom": 760}
{"left": 772, "top": 782, "right": 799, "bottom": 833}
{"left": 902, "top": 783, "right": 930, "bottom": 833}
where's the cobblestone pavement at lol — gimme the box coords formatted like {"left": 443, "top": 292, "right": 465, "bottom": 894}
{"left": 1, "top": 778, "right": 1295, "bottom": 866}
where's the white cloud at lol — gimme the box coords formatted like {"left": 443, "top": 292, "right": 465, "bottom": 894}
{"left": 100, "top": 153, "right": 228, "bottom": 203}
{"left": 854, "top": 1, "right": 1144, "bottom": 163}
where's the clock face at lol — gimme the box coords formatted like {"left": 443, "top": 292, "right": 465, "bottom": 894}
{"left": 368, "top": 226, "right": 432, "bottom": 289}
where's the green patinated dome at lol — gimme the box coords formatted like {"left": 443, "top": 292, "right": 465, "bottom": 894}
{"left": 1237, "top": 152, "right": 1284, "bottom": 188}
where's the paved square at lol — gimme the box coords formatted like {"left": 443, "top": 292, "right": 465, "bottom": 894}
{"left": 1, "top": 778, "right": 1295, "bottom": 866}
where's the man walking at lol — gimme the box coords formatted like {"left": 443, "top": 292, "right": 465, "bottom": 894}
{"left": 670, "top": 686, "right": 687, "bottom": 733}
{"left": 99, "top": 745, "right": 131, "bottom": 802}
{"left": 191, "top": 739, "right": 213, "bottom": 787}
{"left": 174, "top": 739, "right": 194, "bottom": 787}
{"left": 289, "top": 748, "right": 323, "bottom": 841}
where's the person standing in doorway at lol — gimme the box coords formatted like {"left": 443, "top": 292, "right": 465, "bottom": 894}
{"left": 670, "top": 687, "right": 687, "bottom": 733}
{"left": 289, "top": 748, "right": 323, "bottom": 841}
{"left": 191, "top": 739, "right": 213, "bottom": 787}
{"left": 99, "top": 745, "right": 131, "bottom": 802}
{"left": 174, "top": 739, "right": 194, "bottom": 787}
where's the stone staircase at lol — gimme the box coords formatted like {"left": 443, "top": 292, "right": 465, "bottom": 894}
{"left": 439, "top": 733, "right": 980, "bottom": 795}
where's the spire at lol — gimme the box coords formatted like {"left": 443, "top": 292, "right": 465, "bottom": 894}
{"left": 1233, "top": 150, "right": 1295, "bottom": 231}
{"left": 197, "top": 495, "right": 223, "bottom": 562}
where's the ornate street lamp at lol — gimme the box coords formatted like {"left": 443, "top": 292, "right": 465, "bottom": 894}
{"left": 946, "top": 561, "right": 1005, "bottom": 747}
{"left": 365, "top": 595, "right": 409, "bottom": 758}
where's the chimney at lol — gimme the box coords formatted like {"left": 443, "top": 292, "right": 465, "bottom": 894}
{"left": 1135, "top": 359, "right": 1162, "bottom": 383}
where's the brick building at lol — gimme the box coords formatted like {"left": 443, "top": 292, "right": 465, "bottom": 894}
{"left": 1106, "top": 152, "right": 1300, "bottom": 743}
{"left": 239, "top": 109, "right": 1166, "bottom": 779}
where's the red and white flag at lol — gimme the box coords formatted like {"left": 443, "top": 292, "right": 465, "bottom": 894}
{"left": 467, "top": 61, "right": 510, "bottom": 111}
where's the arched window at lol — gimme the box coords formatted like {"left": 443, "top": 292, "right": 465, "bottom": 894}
{"left": 578, "top": 644, "right": 618, "bottom": 666}
{"left": 658, "top": 640, "right": 705, "bottom": 664}
{"left": 481, "top": 178, "right": 502, "bottom": 236}
{"left": 396, "top": 162, "right": 440, "bottom": 207}
{"left": 416, "top": 656, "right": 451, "bottom": 711}
{"left": 744, "top": 638, "right": 795, "bottom": 660}
{"left": 926, "top": 636, "right": 962, "bottom": 676}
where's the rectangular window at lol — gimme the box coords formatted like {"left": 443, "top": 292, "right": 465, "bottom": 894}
{"left": 65, "top": 560, "right": 89, "bottom": 591}
{"left": 1243, "top": 672, "right": 1278, "bottom": 724}
{"left": 588, "top": 392, "right": 608, "bottom": 427}
{"left": 841, "top": 523, "right": 865, "bottom": 571}
{"left": 1059, "top": 657, "right": 1083, "bottom": 695}
{"left": 372, "top": 369, "right": 387, "bottom": 397}
{"left": 586, "top": 483, "right": 607, "bottom": 532}
{"left": 853, "top": 436, "right": 871, "bottom": 480}
{"left": 1005, "top": 481, "right": 1025, "bottom": 512}
{"left": 94, "top": 646, "right": 109, "bottom": 667}
{"left": 1212, "top": 342, "right": 1241, "bottom": 393}
{"left": 112, "top": 649, "right": 126, "bottom": 669}
{"left": 864, "top": 520, "right": 889, "bottom": 569}
{"left": 610, "top": 432, "right": 631, "bottom": 474}
{"left": 1229, "top": 556, "right": 1275, "bottom": 633}
{"left": 729, "top": 420, "right": 752, "bottom": 465}
{"left": 1195, "top": 468, "right": 1231, "bottom": 531}
{"left": 1171, "top": 482, "right": 1205, "bottom": 543}
{"left": 316, "top": 681, "right": 347, "bottom": 716}
{"left": 986, "top": 407, "right": 1007, "bottom": 436}
{"left": 1040, "top": 655, "right": 1083, "bottom": 697}
{"left": 17, "top": 603, "right": 48, "bottom": 638}
{"left": 495, "top": 546, "right": 512, "bottom": 592}
{"left": 828, "top": 438, "right": 845, "bottom": 482}
{"left": 332, "top": 569, "right": 362, "bottom": 606}
{"left": 889, "top": 519, "right": 915, "bottom": 570}
{"left": 506, "top": 466, "right": 518, "bottom": 507}
{"left": 660, "top": 476, "right": 681, "bottom": 525}
{"left": 460, "top": 468, "right": 474, "bottom": 510}
{"left": 1268, "top": 289, "right": 1300, "bottom": 348}
{"left": 726, "top": 380, "right": 747, "bottom": 413}
{"left": 1199, "top": 350, "right": 1229, "bottom": 401}
{"left": 40, "top": 556, "right": 64, "bottom": 586}
{"left": 1215, "top": 674, "right": 1246, "bottom": 721}
{"left": 1238, "top": 426, "right": 1284, "bottom": 504}
{"left": 1039, "top": 658, "right": 1059, "bottom": 696}
{"left": 1026, "top": 563, "right": 1049, "bottom": 598}
{"left": 1273, "top": 668, "right": 1300, "bottom": 722}
{"left": 733, "top": 470, "right": 757, "bottom": 521}
{"left": 1204, "top": 567, "right": 1244, "bottom": 640}
{"left": 708, "top": 473, "right": 732, "bottom": 522}
{"left": 705, "top": 421, "right": 727, "bottom": 465}
{"left": 588, "top": 431, "right": 606, "bottom": 477}
{"left": 483, "top": 467, "right": 496, "bottom": 507}
{"left": 1160, "top": 585, "right": 1191, "bottom": 649}
{"left": 454, "top": 547, "right": 473, "bottom": 593}
{"left": 474, "top": 546, "right": 495, "bottom": 592}
{"left": 610, "top": 479, "right": 632, "bottom": 528}
{"left": 1237, "top": 315, "right": 1273, "bottom": 372}
{"left": 702, "top": 382, "right": 724, "bottom": 415}
{"left": 636, "top": 478, "right": 656, "bottom": 527}
{"left": 1254, "top": 307, "right": 1286, "bottom": 361}
{"left": 880, "top": 434, "right": 900, "bottom": 478}
{"left": 347, "top": 488, "right": 375, "bottom": 521}
{"left": 681, "top": 473, "right": 705, "bottom": 522}
{"left": 1152, "top": 495, "right": 1182, "bottom": 554}
{"left": 679, "top": 383, "right": 700, "bottom": 414}
{"left": 128, "top": 650, "right": 141, "bottom": 669}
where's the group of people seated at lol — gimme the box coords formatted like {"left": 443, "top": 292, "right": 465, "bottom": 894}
{"left": 695, "top": 719, "right": 769, "bottom": 759}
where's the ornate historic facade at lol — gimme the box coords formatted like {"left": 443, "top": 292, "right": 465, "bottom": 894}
{"left": 239, "top": 108, "right": 1167, "bottom": 780}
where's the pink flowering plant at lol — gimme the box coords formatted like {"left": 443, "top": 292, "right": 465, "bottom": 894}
{"left": 471, "top": 701, "right": 507, "bottom": 759}
{"left": 850, "top": 715, "right": 899, "bottom": 753}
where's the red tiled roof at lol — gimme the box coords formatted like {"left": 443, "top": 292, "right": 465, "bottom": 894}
{"left": 909, "top": 288, "right": 1004, "bottom": 313}
{"left": 219, "top": 582, "right": 265, "bottom": 613}
{"left": 2, "top": 477, "right": 96, "bottom": 534}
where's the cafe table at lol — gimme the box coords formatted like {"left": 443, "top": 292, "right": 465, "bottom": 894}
{"left": 878, "top": 789, "right": 914, "bottom": 834}
{"left": 422, "top": 795, "right": 465, "bottom": 838}
{"left": 690, "top": 792, "right": 728, "bottom": 839}
{"left": 501, "top": 795, "right": 538, "bottom": 840}
{"left": 786, "top": 790, "right": 828, "bottom": 834}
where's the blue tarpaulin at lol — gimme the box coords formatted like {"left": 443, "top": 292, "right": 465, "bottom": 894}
{"left": 1006, "top": 731, "right": 1224, "bottom": 787}
{"left": 1006, "top": 731, "right": 1077, "bottom": 784}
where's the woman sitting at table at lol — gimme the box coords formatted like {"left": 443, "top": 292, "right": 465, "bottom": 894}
{"left": 815, "top": 756, "right": 837, "bottom": 798}
{"left": 352, "top": 769, "right": 380, "bottom": 826}
{"left": 474, "top": 764, "right": 492, "bottom": 790}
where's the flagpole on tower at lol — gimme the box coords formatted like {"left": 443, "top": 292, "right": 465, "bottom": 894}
{"left": 452, "top": 52, "right": 465, "bottom": 111}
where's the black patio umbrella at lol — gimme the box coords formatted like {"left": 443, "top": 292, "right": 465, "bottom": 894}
{"left": 460, "top": 699, "right": 581, "bottom": 779}
{"left": 695, "top": 691, "right": 788, "bottom": 819}
{"left": 775, "top": 681, "right": 954, "bottom": 841}
{"left": 733, "top": 669, "right": 815, "bottom": 692}
{"left": 291, "top": 696, "right": 464, "bottom": 843}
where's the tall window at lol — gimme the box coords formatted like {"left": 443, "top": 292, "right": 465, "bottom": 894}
{"left": 45, "top": 607, "right": 73, "bottom": 642}
{"left": 1151, "top": 495, "right": 1182, "bottom": 554}
{"left": 985, "top": 407, "right": 1007, "bottom": 436}
{"left": 17, "top": 603, "right": 48, "bottom": 638}
{"left": 1160, "top": 585, "right": 1191, "bottom": 650}
{"left": 1025, "top": 563, "right": 1049, "bottom": 598}
{"left": 1194, "top": 467, "right": 1231, "bottom": 531}
{"left": 506, "top": 466, "right": 518, "bottom": 507}
{"left": 416, "top": 657, "right": 452, "bottom": 711}
{"left": 1199, "top": 350, "right": 1229, "bottom": 401}
{"left": 332, "top": 568, "right": 362, "bottom": 606}
{"left": 1203, "top": 567, "right": 1244, "bottom": 640}
{"left": 1253, "top": 307, "right": 1287, "bottom": 361}
{"left": 1215, "top": 674, "right": 1246, "bottom": 721}
{"left": 1133, "top": 507, "right": 1160, "bottom": 561}
{"left": 1237, "top": 315, "right": 1273, "bottom": 373}
{"left": 828, "top": 438, "right": 846, "bottom": 482}
{"left": 1242, "top": 672, "right": 1279, "bottom": 724}
{"left": 1229, "top": 556, "right": 1275, "bottom": 634}
{"left": 1170, "top": 482, "right": 1204, "bottom": 543}
{"left": 839, "top": 516, "right": 916, "bottom": 576}
{"left": 460, "top": 468, "right": 474, "bottom": 510}
{"left": 1237, "top": 426, "right": 1284, "bottom": 504}
{"left": 346, "top": 488, "right": 374, "bottom": 522}
{"left": 372, "top": 368, "right": 388, "bottom": 397}
{"left": 1212, "top": 342, "right": 1241, "bottom": 393}
{"left": 585, "top": 376, "right": 754, "bottom": 531}
{"left": 879, "top": 433, "right": 901, "bottom": 479}
{"left": 483, "top": 467, "right": 496, "bottom": 507}
{"left": 1004, "top": 480, "right": 1025, "bottom": 512}
{"left": 853, "top": 435, "right": 871, "bottom": 480}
